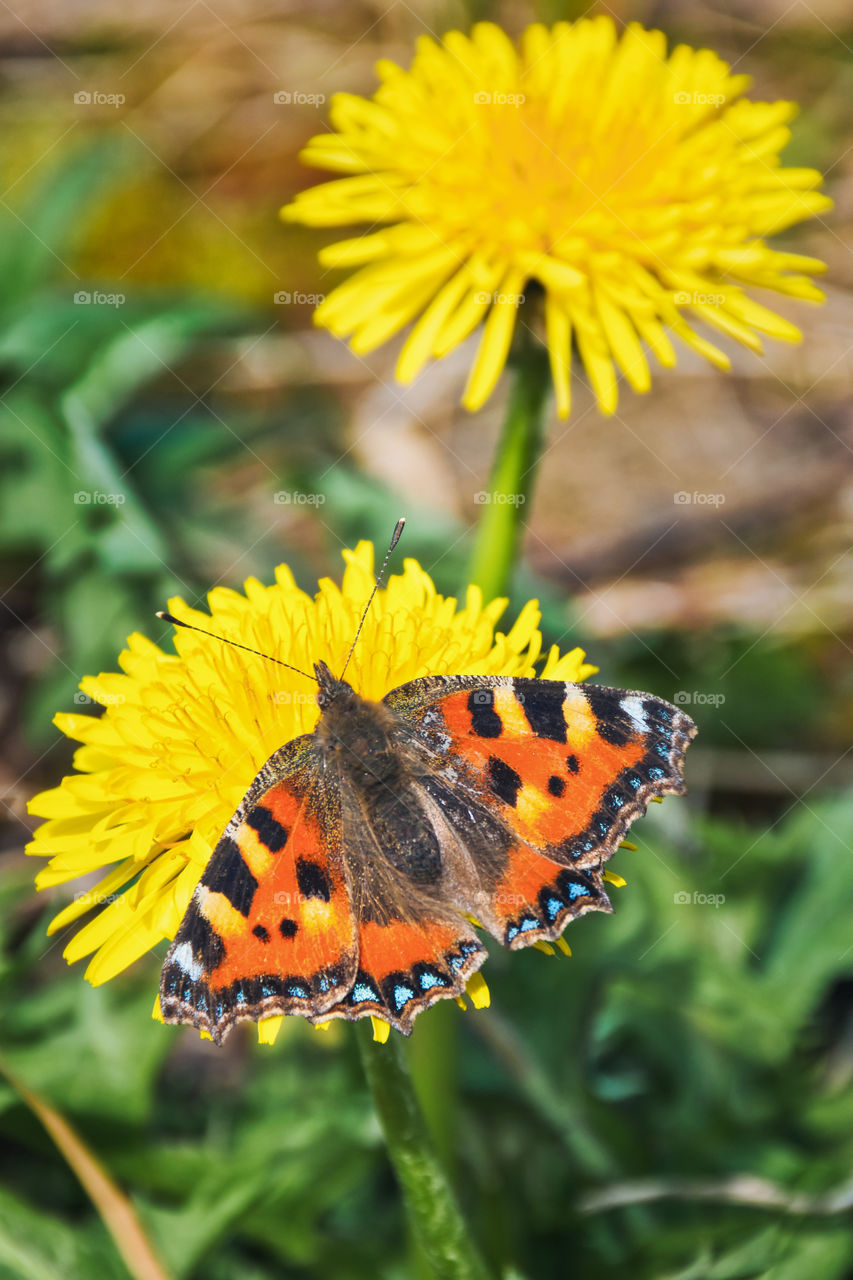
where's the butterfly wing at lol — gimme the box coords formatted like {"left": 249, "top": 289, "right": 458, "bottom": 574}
{"left": 383, "top": 675, "right": 696, "bottom": 950}
{"left": 313, "top": 773, "right": 487, "bottom": 1035}
{"left": 159, "top": 736, "right": 358, "bottom": 1044}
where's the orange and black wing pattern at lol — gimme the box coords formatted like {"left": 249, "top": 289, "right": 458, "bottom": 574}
{"left": 159, "top": 737, "right": 358, "bottom": 1044}
{"left": 384, "top": 676, "right": 696, "bottom": 950}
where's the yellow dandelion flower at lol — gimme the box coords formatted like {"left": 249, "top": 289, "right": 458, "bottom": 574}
{"left": 281, "top": 18, "right": 831, "bottom": 418}
{"left": 26, "top": 541, "right": 596, "bottom": 1041}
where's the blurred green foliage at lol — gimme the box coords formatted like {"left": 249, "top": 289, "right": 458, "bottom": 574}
{"left": 3, "top": 793, "right": 853, "bottom": 1279}
{"left": 0, "top": 139, "right": 259, "bottom": 737}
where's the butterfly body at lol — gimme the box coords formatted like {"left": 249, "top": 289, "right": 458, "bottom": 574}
{"left": 160, "top": 671, "right": 696, "bottom": 1041}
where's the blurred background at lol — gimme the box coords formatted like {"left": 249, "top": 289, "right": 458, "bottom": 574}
{"left": 1, "top": 0, "right": 852, "bottom": 1277}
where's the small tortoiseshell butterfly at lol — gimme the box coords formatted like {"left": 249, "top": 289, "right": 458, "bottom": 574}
{"left": 159, "top": 522, "right": 697, "bottom": 1041}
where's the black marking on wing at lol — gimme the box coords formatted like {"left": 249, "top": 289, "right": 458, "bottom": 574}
{"left": 181, "top": 898, "right": 225, "bottom": 970}
{"left": 246, "top": 804, "right": 289, "bottom": 853}
{"left": 200, "top": 838, "right": 258, "bottom": 916}
{"left": 467, "top": 689, "right": 502, "bottom": 738}
{"left": 514, "top": 679, "right": 567, "bottom": 742}
{"left": 295, "top": 858, "right": 331, "bottom": 902}
{"left": 583, "top": 687, "right": 636, "bottom": 748}
{"left": 488, "top": 756, "right": 522, "bottom": 808}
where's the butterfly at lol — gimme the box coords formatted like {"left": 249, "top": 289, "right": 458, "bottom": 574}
{"left": 158, "top": 524, "right": 697, "bottom": 1042}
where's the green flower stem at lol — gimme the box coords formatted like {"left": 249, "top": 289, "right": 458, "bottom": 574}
{"left": 468, "top": 334, "right": 551, "bottom": 600}
{"left": 356, "top": 1023, "right": 493, "bottom": 1280}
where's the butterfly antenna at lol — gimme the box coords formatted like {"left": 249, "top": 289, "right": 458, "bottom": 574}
{"left": 339, "top": 517, "right": 406, "bottom": 682}
{"left": 156, "top": 612, "right": 314, "bottom": 682}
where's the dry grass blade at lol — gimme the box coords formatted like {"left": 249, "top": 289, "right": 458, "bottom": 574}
{"left": 0, "top": 1057, "right": 172, "bottom": 1280}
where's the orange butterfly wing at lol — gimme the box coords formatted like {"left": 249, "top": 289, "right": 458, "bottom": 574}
{"left": 159, "top": 738, "right": 358, "bottom": 1043}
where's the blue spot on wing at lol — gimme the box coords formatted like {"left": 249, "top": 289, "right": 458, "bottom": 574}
{"left": 352, "top": 982, "right": 377, "bottom": 1003}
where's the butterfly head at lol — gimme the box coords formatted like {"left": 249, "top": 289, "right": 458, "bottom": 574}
{"left": 313, "top": 660, "right": 354, "bottom": 708}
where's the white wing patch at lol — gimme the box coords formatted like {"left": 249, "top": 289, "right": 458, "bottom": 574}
{"left": 619, "top": 695, "right": 652, "bottom": 735}
{"left": 171, "top": 940, "right": 204, "bottom": 982}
